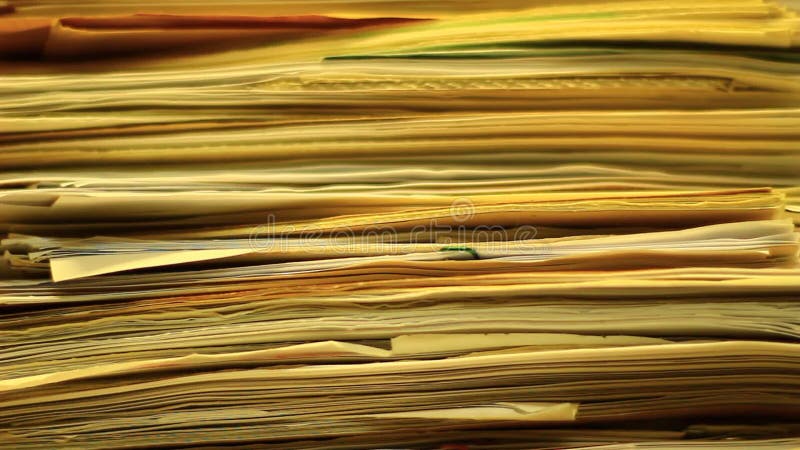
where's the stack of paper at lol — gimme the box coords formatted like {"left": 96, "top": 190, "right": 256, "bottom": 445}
{"left": 1, "top": 0, "right": 799, "bottom": 449}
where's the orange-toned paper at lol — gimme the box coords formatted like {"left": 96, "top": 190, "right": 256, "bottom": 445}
{"left": 0, "top": 13, "right": 428, "bottom": 60}
{"left": 0, "top": 17, "right": 49, "bottom": 58}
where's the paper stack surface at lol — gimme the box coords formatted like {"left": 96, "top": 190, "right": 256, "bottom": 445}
{"left": 1, "top": 1, "right": 800, "bottom": 449}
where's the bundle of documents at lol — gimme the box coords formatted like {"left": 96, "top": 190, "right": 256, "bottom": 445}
{"left": 1, "top": 0, "right": 800, "bottom": 449}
